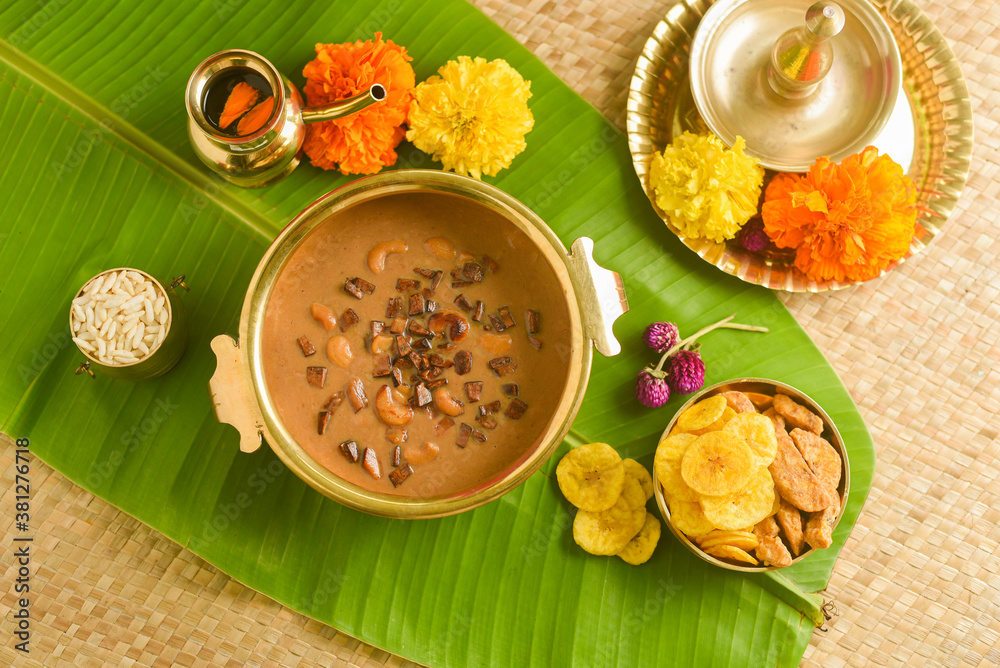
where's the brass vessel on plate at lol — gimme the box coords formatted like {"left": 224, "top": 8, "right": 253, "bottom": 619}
{"left": 627, "top": 0, "right": 973, "bottom": 292}
{"left": 208, "top": 170, "right": 629, "bottom": 519}
{"left": 689, "top": 0, "right": 901, "bottom": 172}
{"left": 653, "top": 377, "right": 850, "bottom": 572}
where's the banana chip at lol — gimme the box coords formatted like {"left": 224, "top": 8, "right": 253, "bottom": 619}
{"left": 744, "top": 391, "right": 774, "bottom": 410}
{"left": 657, "top": 456, "right": 700, "bottom": 503}
{"left": 667, "top": 498, "right": 716, "bottom": 537}
{"left": 556, "top": 442, "right": 625, "bottom": 512}
{"left": 573, "top": 494, "right": 641, "bottom": 556}
{"left": 656, "top": 433, "right": 697, "bottom": 464}
{"left": 704, "top": 543, "right": 759, "bottom": 565}
{"left": 700, "top": 467, "right": 775, "bottom": 531}
{"left": 724, "top": 412, "right": 778, "bottom": 466}
{"left": 676, "top": 395, "right": 728, "bottom": 433}
{"left": 623, "top": 458, "right": 655, "bottom": 502}
{"left": 696, "top": 530, "right": 759, "bottom": 552}
{"left": 680, "top": 432, "right": 755, "bottom": 497}
{"left": 617, "top": 512, "right": 661, "bottom": 565}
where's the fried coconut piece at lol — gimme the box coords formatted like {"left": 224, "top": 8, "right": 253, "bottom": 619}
{"left": 773, "top": 393, "right": 824, "bottom": 435}
{"left": 768, "top": 426, "right": 831, "bottom": 512}
{"left": 762, "top": 407, "right": 785, "bottom": 431}
{"left": 805, "top": 491, "right": 842, "bottom": 550}
{"left": 720, "top": 390, "right": 756, "bottom": 414}
{"left": 753, "top": 515, "right": 792, "bottom": 567}
{"left": 617, "top": 512, "right": 661, "bottom": 566}
{"left": 556, "top": 443, "right": 625, "bottom": 512}
{"left": 776, "top": 497, "right": 805, "bottom": 557}
{"left": 789, "top": 428, "right": 842, "bottom": 491}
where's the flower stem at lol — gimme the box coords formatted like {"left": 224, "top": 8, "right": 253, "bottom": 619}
{"left": 650, "top": 314, "right": 769, "bottom": 374}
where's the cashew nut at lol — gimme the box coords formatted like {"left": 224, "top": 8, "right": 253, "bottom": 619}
{"left": 367, "top": 239, "right": 408, "bottom": 274}
{"left": 375, "top": 385, "right": 414, "bottom": 426}
{"left": 310, "top": 303, "right": 337, "bottom": 332}
{"left": 423, "top": 237, "right": 456, "bottom": 259}
{"left": 326, "top": 335, "right": 352, "bottom": 368}
{"left": 427, "top": 310, "right": 470, "bottom": 343}
{"left": 476, "top": 332, "right": 512, "bottom": 355}
{"left": 433, "top": 387, "right": 465, "bottom": 417}
{"left": 404, "top": 441, "right": 440, "bottom": 465}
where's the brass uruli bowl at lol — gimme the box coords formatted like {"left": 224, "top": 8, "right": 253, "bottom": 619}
{"left": 209, "top": 170, "right": 628, "bottom": 519}
{"left": 653, "top": 377, "right": 850, "bottom": 572}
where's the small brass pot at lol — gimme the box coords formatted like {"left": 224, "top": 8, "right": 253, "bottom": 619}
{"left": 209, "top": 170, "right": 629, "bottom": 518}
{"left": 653, "top": 377, "right": 850, "bottom": 571}
{"left": 71, "top": 268, "right": 188, "bottom": 381}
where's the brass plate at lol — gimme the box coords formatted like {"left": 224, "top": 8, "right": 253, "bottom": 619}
{"left": 626, "top": 0, "right": 973, "bottom": 292}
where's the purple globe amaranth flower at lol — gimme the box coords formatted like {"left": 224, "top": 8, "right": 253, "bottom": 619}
{"left": 666, "top": 349, "right": 705, "bottom": 394}
{"left": 737, "top": 217, "right": 769, "bottom": 253}
{"left": 635, "top": 369, "right": 671, "bottom": 408}
{"left": 643, "top": 321, "right": 680, "bottom": 354}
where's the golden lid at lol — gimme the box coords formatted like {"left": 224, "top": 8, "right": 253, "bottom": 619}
{"left": 689, "top": 0, "right": 902, "bottom": 172}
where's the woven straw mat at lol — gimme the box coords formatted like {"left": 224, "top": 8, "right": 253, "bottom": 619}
{"left": 2, "top": 0, "right": 998, "bottom": 666}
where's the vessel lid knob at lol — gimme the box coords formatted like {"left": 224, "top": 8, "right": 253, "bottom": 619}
{"left": 768, "top": 1, "right": 846, "bottom": 99}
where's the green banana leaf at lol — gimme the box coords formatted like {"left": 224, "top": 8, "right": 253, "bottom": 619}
{"left": 0, "top": 0, "right": 874, "bottom": 665}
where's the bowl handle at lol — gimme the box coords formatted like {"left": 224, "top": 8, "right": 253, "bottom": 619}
{"left": 208, "top": 334, "right": 263, "bottom": 453}
{"left": 567, "top": 237, "right": 628, "bottom": 357}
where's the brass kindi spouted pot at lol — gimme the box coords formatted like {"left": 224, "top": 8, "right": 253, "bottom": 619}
{"left": 185, "top": 49, "right": 385, "bottom": 188}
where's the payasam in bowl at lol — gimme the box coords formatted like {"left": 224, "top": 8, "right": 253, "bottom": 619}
{"left": 209, "top": 170, "right": 627, "bottom": 518}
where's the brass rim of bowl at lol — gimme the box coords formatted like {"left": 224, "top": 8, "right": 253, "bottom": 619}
{"left": 652, "top": 377, "right": 850, "bottom": 572}
{"left": 238, "top": 170, "right": 591, "bottom": 519}
{"left": 70, "top": 267, "right": 173, "bottom": 369}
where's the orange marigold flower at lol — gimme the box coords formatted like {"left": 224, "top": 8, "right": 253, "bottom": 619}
{"left": 761, "top": 146, "right": 917, "bottom": 283}
{"left": 302, "top": 33, "right": 415, "bottom": 175}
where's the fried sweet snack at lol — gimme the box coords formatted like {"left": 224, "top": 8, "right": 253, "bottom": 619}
{"left": 789, "top": 428, "right": 842, "bottom": 491}
{"left": 724, "top": 412, "right": 778, "bottom": 466}
{"left": 573, "top": 494, "right": 642, "bottom": 555}
{"left": 768, "top": 426, "right": 831, "bottom": 512}
{"left": 753, "top": 515, "right": 792, "bottom": 567}
{"left": 701, "top": 467, "right": 775, "bottom": 531}
{"left": 696, "top": 529, "right": 759, "bottom": 552}
{"left": 556, "top": 443, "right": 625, "bottom": 512}
{"left": 681, "top": 431, "right": 755, "bottom": 497}
{"left": 704, "top": 543, "right": 758, "bottom": 565}
{"left": 617, "top": 512, "right": 661, "bottom": 565}
{"left": 721, "top": 390, "right": 757, "bottom": 414}
{"left": 667, "top": 498, "right": 717, "bottom": 537}
{"left": 773, "top": 393, "right": 823, "bottom": 435}
{"left": 776, "top": 497, "right": 805, "bottom": 556}
{"left": 676, "top": 395, "right": 728, "bottom": 433}
{"left": 762, "top": 407, "right": 785, "bottom": 431}
{"left": 805, "top": 492, "right": 842, "bottom": 550}
{"left": 623, "top": 458, "right": 655, "bottom": 501}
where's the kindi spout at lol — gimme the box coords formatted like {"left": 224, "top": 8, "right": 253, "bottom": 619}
{"left": 301, "top": 84, "right": 386, "bottom": 123}
{"left": 767, "top": 1, "right": 846, "bottom": 100}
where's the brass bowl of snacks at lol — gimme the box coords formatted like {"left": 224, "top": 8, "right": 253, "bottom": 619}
{"left": 652, "top": 378, "right": 849, "bottom": 571}
{"left": 209, "top": 170, "right": 628, "bottom": 518}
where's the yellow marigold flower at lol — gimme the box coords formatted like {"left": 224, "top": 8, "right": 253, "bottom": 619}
{"left": 406, "top": 56, "right": 533, "bottom": 180}
{"left": 649, "top": 132, "right": 764, "bottom": 243}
